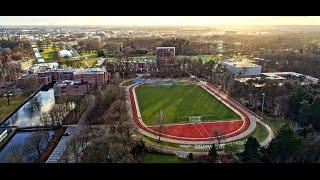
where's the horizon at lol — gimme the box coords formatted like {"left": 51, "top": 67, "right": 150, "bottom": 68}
{"left": 1, "top": 16, "right": 320, "bottom": 26}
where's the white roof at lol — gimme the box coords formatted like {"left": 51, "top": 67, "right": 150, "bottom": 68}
{"left": 35, "top": 52, "right": 42, "bottom": 58}
{"left": 223, "top": 61, "right": 261, "bottom": 68}
{"left": 37, "top": 59, "right": 45, "bottom": 63}
{"left": 59, "top": 50, "right": 72, "bottom": 58}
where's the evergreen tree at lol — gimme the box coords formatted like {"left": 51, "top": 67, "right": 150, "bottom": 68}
{"left": 208, "top": 143, "right": 218, "bottom": 161}
{"left": 242, "top": 137, "right": 262, "bottom": 162}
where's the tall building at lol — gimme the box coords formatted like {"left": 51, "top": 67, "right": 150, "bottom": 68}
{"left": 156, "top": 47, "right": 175, "bottom": 67}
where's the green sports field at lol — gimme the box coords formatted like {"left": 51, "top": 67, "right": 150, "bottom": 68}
{"left": 143, "top": 153, "right": 190, "bottom": 163}
{"left": 135, "top": 84, "right": 240, "bottom": 125}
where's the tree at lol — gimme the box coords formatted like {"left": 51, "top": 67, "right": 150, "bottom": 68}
{"left": 6, "top": 145, "right": 24, "bottom": 163}
{"left": 266, "top": 125, "right": 305, "bottom": 162}
{"left": 52, "top": 43, "right": 57, "bottom": 50}
{"left": 36, "top": 41, "right": 43, "bottom": 50}
{"left": 23, "top": 75, "right": 39, "bottom": 96}
{"left": 130, "top": 140, "right": 145, "bottom": 161}
{"left": 212, "top": 128, "right": 224, "bottom": 149}
{"left": 54, "top": 51, "right": 61, "bottom": 62}
{"left": 23, "top": 131, "right": 49, "bottom": 162}
{"left": 46, "top": 39, "right": 51, "bottom": 47}
{"left": 208, "top": 143, "right": 218, "bottom": 161}
{"left": 242, "top": 137, "right": 262, "bottom": 162}
{"left": 224, "top": 142, "right": 241, "bottom": 155}
{"left": 64, "top": 133, "right": 86, "bottom": 163}
{"left": 97, "top": 50, "right": 105, "bottom": 57}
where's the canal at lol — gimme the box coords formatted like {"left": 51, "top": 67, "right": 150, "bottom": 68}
{"left": 0, "top": 88, "right": 75, "bottom": 162}
{"left": 0, "top": 130, "right": 56, "bottom": 162}
{"left": 1, "top": 88, "right": 74, "bottom": 127}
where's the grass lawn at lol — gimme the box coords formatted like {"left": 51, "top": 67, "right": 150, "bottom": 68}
{"left": 263, "top": 117, "right": 287, "bottom": 135}
{"left": 190, "top": 55, "right": 224, "bottom": 62}
{"left": 40, "top": 46, "right": 56, "bottom": 62}
{"left": 79, "top": 52, "right": 97, "bottom": 59}
{"left": 143, "top": 153, "right": 190, "bottom": 163}
{"left": 135, "top": 84, "right": 240, "bottom": 125}
{"left": 131, "top": 55, "right": 156, "bottom": 62}
{"left": 0, "top": 96, "right": 26, "bottom": 122}
{"left": 60, "top": 59, "right": 97, "bottom": 68}
{"left": 250, "top": 122, "right": 269, "bottom": 142}
{"left": 140, "top": 134, "right": 208, "bottom": 152}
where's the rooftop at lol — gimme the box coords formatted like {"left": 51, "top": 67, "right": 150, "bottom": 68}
{"left": 223, "top": 60, "right": 261, "bottom": 68}
{"left": 156, "top": 47, "right": 175, "bottom": 50}
{"left": 73, "top": 68, "right": 106, "bottom": 75}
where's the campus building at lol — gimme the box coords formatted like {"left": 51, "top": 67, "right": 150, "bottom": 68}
{"left": 16, "top": 74, "right": 52, "bottom": 88}
{"left": 53, "top": 80, "right": 89, "bottom": 97}
{"left": 73, "top": 68, "right": 108, "bottom": 87}
{"left": 156, "top": 47, "right": 175, "bottom": 67}
{"left": 235, "top": 72, "right": 319, "bottom": 87}
{"left": 37, "top": 68, "right": 108, "bottom": 86}
{"left": 18, "top": 58, "right": 33, "bottom": 72}
{"left": 222, "top": 61, "right": 262, "bottom": 76}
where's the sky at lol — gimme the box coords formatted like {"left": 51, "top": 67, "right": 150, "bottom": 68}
{"left": 1, "top": 16, "right": 320, "bottom": 26}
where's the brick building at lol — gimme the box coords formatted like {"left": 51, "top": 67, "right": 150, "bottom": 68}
{"left": 156, "top": 47, "right": 175, "bottom": 67}
{"left": 53, "top": 80, "right": 89, "bottom": 97}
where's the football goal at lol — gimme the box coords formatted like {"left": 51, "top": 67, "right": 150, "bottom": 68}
{"left": 188, "top": 116, "right": 202, "bottom": 123}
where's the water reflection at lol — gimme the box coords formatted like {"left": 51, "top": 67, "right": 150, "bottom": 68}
{"left": 2, "top": 89, "right": 74, "bottom": 127}
{"left": 0, "top": 131, "right": 55, "bottom": 163}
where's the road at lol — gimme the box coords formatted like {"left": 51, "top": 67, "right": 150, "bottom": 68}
{"left": 46, "top": 125, "right": 77, "bottom": 163}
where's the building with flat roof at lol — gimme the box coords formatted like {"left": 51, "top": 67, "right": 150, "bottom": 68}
{"left": 222, "top": 61, "right": 262, "bottom": 76}
{"left": 156, "top": 47, "right": 175, "bottom": 67}
{"left": 235, "top": 71, "right": 319, "bottom": 87}
{"left": 262, "top": 72, "right": 319, "bottom": 85}
{"left": 18, "top": 58, "right": 34, "bottom": 71}
{"left": 73, "top": 68, "right": 108, "bottom": 87}
{"left": 58, "top": 50, "right": 72, "bottom": 58}
{"left": 53, "top": 80, "right": 88, "bottom": 97}
{"left": 38, "top": 67, "right": 108, "bottom": 87}
{"left": 16, "top": 73, "right": 52, "bottom": 88}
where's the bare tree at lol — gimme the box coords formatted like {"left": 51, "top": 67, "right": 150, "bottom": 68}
{"left": 212, "top": 128, "right": 224, "bottom": 150}
{"left": 23, "top": 131, "right": 49, "bottom": 162}
{"left": 6, "top": 145, "right": 24, "bottom": 163}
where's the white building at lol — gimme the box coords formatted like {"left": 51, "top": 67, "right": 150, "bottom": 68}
{"left": 222, "top": 61, "right": 262, "bottom": 76}
{"left": 59, "top": 50, "right": 72, "bottom": 58}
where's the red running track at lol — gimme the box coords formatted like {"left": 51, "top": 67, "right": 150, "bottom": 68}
{"left": 149, "top": 120, "right": 244, "bottom": 139}
{"left": 129, "top": 84, "right": 250, "bottom": 141}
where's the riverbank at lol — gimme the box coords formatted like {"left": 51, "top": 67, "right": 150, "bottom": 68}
{"left": 0, "top": 86, "right": 43, "bottom": 126}
{"left": 39, "top": 127, "right": 67, "bottom": 162}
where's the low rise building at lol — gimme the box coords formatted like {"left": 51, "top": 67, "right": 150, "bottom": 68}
{"left": 73, "top": 68, "right": 108, "bottom": 87}
{"left": 18, "top": 58, "right": 34, "bottom": 71}
{"left": 53, "top": 80, "right": 88, "bottom": 97}
{"left": 222, "top": 61, "right": 262, "bottom": 76}
{"left": 38, "top": 67, "right": 108, "bottom": 87}
{"left": 17, "top": 73, "right": 52, "bottom": 88}
{"left": 235, "top": 71, "right": 319, "bottom": 87}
